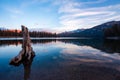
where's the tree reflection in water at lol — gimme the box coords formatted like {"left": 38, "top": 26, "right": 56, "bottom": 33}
{"left": 1, "top": 39, "right": 120, "bottom": 54}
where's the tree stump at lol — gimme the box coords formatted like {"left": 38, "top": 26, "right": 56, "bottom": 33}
{"left": 10, "top": 25, "right": 35, "bottom": 65}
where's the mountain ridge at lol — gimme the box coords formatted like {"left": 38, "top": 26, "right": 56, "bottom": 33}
{"left": 58, "top": 21, "right": 120, "bottom": 38}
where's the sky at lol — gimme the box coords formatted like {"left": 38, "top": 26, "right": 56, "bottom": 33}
{"left": 0, "top": 0, "right": 120, "bottom": 32}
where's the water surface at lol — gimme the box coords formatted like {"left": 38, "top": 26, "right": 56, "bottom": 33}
{"left": 0, "top": 38, "right": 120, "bottom": 80}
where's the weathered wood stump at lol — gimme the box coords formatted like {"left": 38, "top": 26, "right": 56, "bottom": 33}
{"left": 10, "top": 25, "right": 35, "bottom": 65}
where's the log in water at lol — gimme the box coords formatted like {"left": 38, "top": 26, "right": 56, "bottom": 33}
{"left": 10, "top": 25, "right": 35, "bottom": 65}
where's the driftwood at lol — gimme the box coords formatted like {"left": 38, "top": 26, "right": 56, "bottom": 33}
{"left": 10, "top": 25, "right": 35, "bottom": 65}
{"left": 9, "top": 25, "right": 35, "bottom": 80}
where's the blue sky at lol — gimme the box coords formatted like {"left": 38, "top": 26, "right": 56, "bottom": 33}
{"left": 0, "top": 0, "right": 120, "bottom": 32}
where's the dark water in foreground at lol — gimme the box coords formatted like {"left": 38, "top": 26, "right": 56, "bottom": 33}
{"left": 0, "top": 38, "right": 120, "bottom": 80}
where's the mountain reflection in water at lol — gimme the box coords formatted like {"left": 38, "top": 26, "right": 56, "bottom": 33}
{"left": 0, "top": 38, "right": 120, "bottom": 80}
{"left": 0, "top": 39, "right": 120, "bottom": 53}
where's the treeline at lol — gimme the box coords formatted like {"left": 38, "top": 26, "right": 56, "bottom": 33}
{"left": 104, "top": 24, "right": 120, "bottom": 37}
{"left": 0, "top": 29, "right": 22, "bottom": 37}
{"left": 29, "top": 31, "right": 56, "bottom": 37}
{"left": 0, "top": 29, "right": 57, "bottom": 37}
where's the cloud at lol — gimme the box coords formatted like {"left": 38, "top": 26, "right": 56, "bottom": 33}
{"left": 57, "top": 0, "right": 120, "bottom": 29}
{"left": 5, "top": 7, "right": 24, "bottom": 19}
{"left": 4, "top": 0, "right": 50, "bottom": 15}
{"left": 6, "top": 8, "right": 23, "bottom": 14}
{"left": 21, "top": 0, "right": 52, "bottom": 8}
{"left": 81, "top": 0, "right": 107, "bottom": 4}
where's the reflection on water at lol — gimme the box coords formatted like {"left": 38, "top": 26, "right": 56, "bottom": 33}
{"left": 9, "top": 49, "right": 35, "bottom": 80}
{"left": 0, "top": 38, "right": 120, "bottom": 80}
{"left": 0, "top": 40, "right": 22, "bottom": 46}
{"left": 0, "top": 39, "right": 120, "bottom": 53}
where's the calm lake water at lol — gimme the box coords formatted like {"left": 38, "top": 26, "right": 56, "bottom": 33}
{"left": 0, "top": 38, "right": 120, "bottom": 80}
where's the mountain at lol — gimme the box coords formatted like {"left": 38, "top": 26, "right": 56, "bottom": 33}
{"left": 68, "top": 29, "right": 85, "bottom": 33}
{"left": 80, "top": 21, "right": 120, "bottom": 37}
{"left": 58, "top": 21, "right": 120, "bottom": 38}
{"left": 58, "top": 29, "right": 85, "bottom": 37}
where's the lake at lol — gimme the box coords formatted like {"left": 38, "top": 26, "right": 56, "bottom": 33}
{"left": 0, "top": 38, "right": 120, "bottom": 80}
